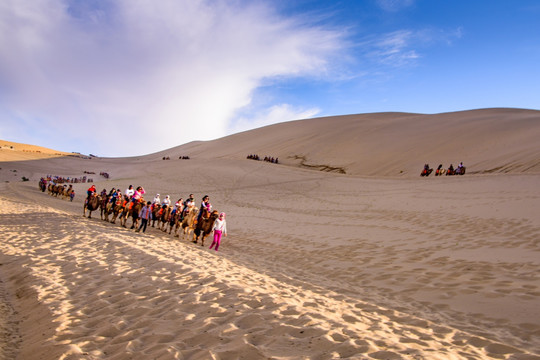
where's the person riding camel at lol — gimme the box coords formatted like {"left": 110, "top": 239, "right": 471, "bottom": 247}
{"left": 109, "top": 188, "right": 118, "bottom": 205}
{"left": 153, "top": 193, "right": 161, "bottom": 205}
{"left": 197, "top": 195, "right": 212, "bottom": 222}
{"left": 87, "top": 185, "right": 96, "bottom": 199}
{"left": 171, "top": 198, "right": 183, "bottom": 216}
{"left": 182, "top": 195, "right": 195, "bottom": 219}
{"left": 132, "top": 186, "right": 146, "bottom": 202}
{"left": 162, "top": 195, "right": 171, "bottom": 207}
{"left": 125, "top": 185, "right": 134, "bottom": 199}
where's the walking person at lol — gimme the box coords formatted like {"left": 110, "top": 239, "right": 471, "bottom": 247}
{"left": 137, "top": 201, "right": 152, "bottom": 233}
{"left": 209, "top": 212, "right": 227, "bottom": 251}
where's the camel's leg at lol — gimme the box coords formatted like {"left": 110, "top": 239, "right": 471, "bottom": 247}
{"left": 201, "top": 233, "right": 208, "bottom": 247}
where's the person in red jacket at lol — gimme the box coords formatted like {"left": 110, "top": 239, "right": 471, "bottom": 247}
{"left": 86, "top": 185, "right": 96, "bottom": 199}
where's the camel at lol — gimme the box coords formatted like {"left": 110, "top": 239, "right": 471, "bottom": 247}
{"left": 420, "top": 164, "right": 433, "bottom": 177}
{"left": 121, "top": 200, "right": 144, "bottom": 229}
{"left": 447, "top": 166, "right": 466, "bottom": 176}
{"left": 193, "top": 210, "right": 219, "bottom": 246}
{"left": 49, "top": 184, "right": 63, "bottom": 197}
{"left": 150, "top": 204, "right": 162, "bottom": 227}
{"left": 83, "top": 193, "right": 101, "bottom": 218}
{"left": 55, "top": 184, "right": 64, "bottom": 197}
{"left": 159, "top": 205, "right": 172, "bottom": 232}
{"left": 47, "top": 183, "right": 57, "bottom": 196}
{"left": 118, "top": 198, "right": 132, "bottom": 226}
{"left": 167, "top": 207, "right": 190, "bottom": 236}
{"left": 38, "top": 179, "right": 47, "bottom": 192}
{"left": 109, "top": 200, "right": 125, "bottom": 224}
{"left": 180, "top": 206, "right": 199, "bottom": 239}
{"left": 165, "top": 208, "right": 181, "bottom": 235}
{"left": 62, "top": 185, "right": 74, "bottom": 200}
{"left": 100, "top": 195, "right": 111, "bottom": 221}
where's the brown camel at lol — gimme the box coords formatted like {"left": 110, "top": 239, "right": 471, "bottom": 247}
{"left": 159, "top": 205, "right": 172, "bottom": 231}
{"left": 83, "top": 193, "right": 101, "bottom": 218}
{"left": 121, "top": 200, "right": 144, "bottom": 229}
{"left": 62, "top": 185, "right": 74, "bottom": 200}
{"left": 193, "top": 210, "right": 219, "bottom": 246}
{"left": 151, "top": 204, "right": 162, "bottom": 227}
{"left": 180, "top": 206, "right": 198, "bottom": 239}
{"left": 109, "top": 199, "right": 125, "bottom": 224}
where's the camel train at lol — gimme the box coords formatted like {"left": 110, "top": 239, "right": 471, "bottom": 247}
{"left": 42, "top": 179, "right": 222, "bottom": 244}
{"left": 78, "top": 192, "right": 218, "bottom": 244}
{"left": 46, "top": 182, "right": 75, "bottom": 201}
{"left": 421, "top": 163, "right": 466, "bottom": 177}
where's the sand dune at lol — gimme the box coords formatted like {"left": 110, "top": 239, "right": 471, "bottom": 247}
{"left": 0, "top": 140, "right": 78, "bottom": 162}
{"left": 165, "top": 108, "right": 540, "bottom": 177}
{"left": 0, "top": 108, "right": 539, "bottom": 359}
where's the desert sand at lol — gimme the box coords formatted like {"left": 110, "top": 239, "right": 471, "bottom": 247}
{"left": 0, "top": 140, "right": 78, "bottom": 162}
{"left": 0, "top": 108, "right": 539, "bottom": 359}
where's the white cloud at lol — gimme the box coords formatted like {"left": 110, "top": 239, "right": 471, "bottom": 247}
{"left": 229, "top": 104, "right": 320, "bottom": 134}
{"left": 0, "top": 0, "right": 345, "bottom": 156}
{"left": 358, "top": 27, "right": 462, "bottom": 68}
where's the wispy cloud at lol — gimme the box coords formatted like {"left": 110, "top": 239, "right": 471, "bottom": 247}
{"left": 356, "top": 27, "right": 463, "bottom": 68}
{"left": 373, "top": 30, "right": 420, "bottom": 66}
{"left": 376, "top": 0, "right": 415, "bottom": 12}
{"left": 0, "top": 0, "right": 345, "bottom": 156}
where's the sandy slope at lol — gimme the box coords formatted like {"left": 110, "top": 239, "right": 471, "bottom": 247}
{"left": 0, "top": 108, "right": 539, "bottom": 359}
{"left": 0, "top": 140, "right": 78, "bottom": 162}
{"left": 164, "top": 108, "right": 540, "bottom": 177}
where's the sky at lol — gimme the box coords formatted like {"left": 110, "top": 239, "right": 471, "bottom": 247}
{"left": 1, "top": 0, "right": 539, "bottom": 157}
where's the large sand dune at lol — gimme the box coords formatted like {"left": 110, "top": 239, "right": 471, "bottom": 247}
{"left": 167, "top": 108, "right": 540, "bottom": 177}
{"left": 0, "top": 108, "right": 539, "bottom": 359}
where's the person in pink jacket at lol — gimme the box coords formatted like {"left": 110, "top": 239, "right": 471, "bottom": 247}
{"left": 209, "top": 212, "right": 227, "bottom": 251}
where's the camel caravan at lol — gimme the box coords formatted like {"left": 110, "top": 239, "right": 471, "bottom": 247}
{"left": 42, "top": 179, "right": 76, "bottom": 201}
{"left": 421, "top": 162, "right": 466, "bottom": 177}
{"left": 78, "top": 185, "right": 222, "bottom": 247}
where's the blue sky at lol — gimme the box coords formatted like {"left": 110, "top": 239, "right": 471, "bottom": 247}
{"left": 1, "top": 0, "right": 539, "bottom": 157}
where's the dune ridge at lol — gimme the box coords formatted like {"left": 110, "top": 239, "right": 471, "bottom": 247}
{"left": 160, "top": 108, "right": 540, "bottom": 177}
{"left": 0, "top": 140, "right": 78, "bottom": 162}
